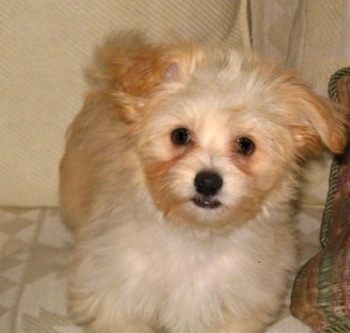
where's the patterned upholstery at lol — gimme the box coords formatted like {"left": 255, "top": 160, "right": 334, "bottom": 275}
{"left": 0, "top": 207, "right": 77, "bottom": 332}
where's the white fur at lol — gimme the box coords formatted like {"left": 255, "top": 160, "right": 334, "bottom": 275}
{"left": 71, "top": 188, "right": 296, "bottom": 332}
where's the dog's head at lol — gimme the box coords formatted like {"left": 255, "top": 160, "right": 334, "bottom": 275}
{"left": 92, "top": 34, "right": 348, "bottom": 231}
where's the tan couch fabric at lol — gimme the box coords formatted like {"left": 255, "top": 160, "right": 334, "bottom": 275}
{"left": 0, "top": 0, "right": 250, "bottom": 207}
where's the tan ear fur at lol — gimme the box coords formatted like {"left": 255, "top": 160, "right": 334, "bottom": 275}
{"left": 244, "top": 59, "right": 349, "bottom": 158}
{"left": 87, "top": 32, "right": 204, "bottom": 93}
{"left": 280, "top": 83, "right": 348, "bottom": 159}
{"left": 86, "top": 32, "right": 164, "bottom": 95}
{"left": 84, "top": 32, "right": 203, "bottom": 123}
{"left": 296, "top": 87, "right": 349, "bottom": 154}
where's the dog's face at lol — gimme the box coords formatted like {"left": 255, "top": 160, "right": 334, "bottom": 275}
{"left": 138, "top": 81, "right": 293, "bottom": 229}
{"left": 104, "top": 42, "right": 347, "bottom": 231}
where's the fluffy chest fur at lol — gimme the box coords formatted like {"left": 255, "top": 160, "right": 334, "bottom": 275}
{"left": 72, "top": 198, "right": 296, "bottom": 332}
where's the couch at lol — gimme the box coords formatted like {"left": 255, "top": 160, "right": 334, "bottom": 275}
{"left": 0, "top": 1, "right": 349, "bottom": 332}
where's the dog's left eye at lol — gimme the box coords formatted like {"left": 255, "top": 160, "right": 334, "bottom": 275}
{"left": 171, "top": 128, "right": 191, "bottom": 145}
{"left": 236, "top": 137, "right": 255, "bottom": 155}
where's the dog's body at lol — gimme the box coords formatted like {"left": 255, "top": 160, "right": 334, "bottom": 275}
{"left": 60, "top": 33, "right": 348, "bottom": 332}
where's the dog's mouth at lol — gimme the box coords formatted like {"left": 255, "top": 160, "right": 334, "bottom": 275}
{"left": 192, "top": 195, "right": 221, "bottom": 209}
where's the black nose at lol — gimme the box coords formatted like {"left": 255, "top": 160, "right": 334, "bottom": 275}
{"left": 194, "top": 171, "right": 223, "bottom": 196}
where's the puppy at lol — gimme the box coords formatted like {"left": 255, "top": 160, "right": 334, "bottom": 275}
{"left": 60, "top": 33, "right": 348, "bottom": 333}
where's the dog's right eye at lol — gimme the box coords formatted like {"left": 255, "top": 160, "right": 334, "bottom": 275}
{"left": 236, "top": 137, "right": 255, "bottom": 155}
{"left": 171, "top": 128, "right": 191, "bottom": 145}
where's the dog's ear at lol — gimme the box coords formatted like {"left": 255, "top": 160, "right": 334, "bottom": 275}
{"left": 85, "top": 33, "right": 202, "bottom": 124}
{"left": 164, "top": 62, "right": 182, "bottom": 81}
{"left": 286, "top": 84, "right": 348, "bottom": 158}
{"left": 87, "top": 33, "right": 171, "bottom": 96}
{"left": 88, "top": 32, "right": 200, "bottom": 95}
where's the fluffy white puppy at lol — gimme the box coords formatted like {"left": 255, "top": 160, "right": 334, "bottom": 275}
{"left": 60, "top": 33, "right": 348, "bottom": 333}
